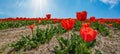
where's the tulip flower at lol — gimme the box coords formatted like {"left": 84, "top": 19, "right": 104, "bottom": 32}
{"left": 82, "top": 23, "right": 90, "bottom": 27}
{"left": 38, "top": 19, "right": 41, "bottom": 24}
{"left": 53, "top": 19, "right": 57, "bottom": 23}
{"left": 80, "top": 23, "right": 98, "bottom": 42}
{"left": 108, "top": 24, "right": 112, "bottom": 27}
{"left": 90, "top": 16, "right": 96, "bottom": 22}
{"left": 61, "top": 19, "right": 75, "bottom": 30}
{"left": 76, "top": 11, "right": 87, "bottom": 21}
{"left": 81, "top": 11, "right": 87, "bottom": 20}
{"left": 46, "top": 14, "right": 51, "bottom": 19}
{"left": 30, "top": 24, "right": 34, "bottom": 30}
{"left": 30, "top": 24, "right": 35, "bottom": 37}
{"left": 1, "top": 20, "right": 5, "bottom": 23}
{"left": 116, "top": 21, "right": 120, "bottom": 24}
{"left": 76, "top": 12, "right": 82, "bottom": 21}
{"left": 98, "top": 20, "right": 106, "bottom": 24}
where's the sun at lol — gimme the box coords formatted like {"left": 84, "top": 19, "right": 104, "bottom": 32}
{"left": 30, "top": 0, "right": 49, "bottom": 16}
{"left": 31, "top": 0, "right": 48, "bottom": 9}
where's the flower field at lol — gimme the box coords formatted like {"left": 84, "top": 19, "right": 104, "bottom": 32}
{"left": 0, "top": 12, "right": 120, "bottom": 54}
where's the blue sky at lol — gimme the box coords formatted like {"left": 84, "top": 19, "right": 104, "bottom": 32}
{"left": 0, "top": 0, "right": 120, "bottom": 18}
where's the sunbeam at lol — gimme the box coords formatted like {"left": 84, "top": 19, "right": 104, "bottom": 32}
{"left": 30, "top": 0, "right": 50, "bottom": 17}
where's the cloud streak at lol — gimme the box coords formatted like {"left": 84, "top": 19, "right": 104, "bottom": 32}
{"left": 100, "top": 0, "right": 120, "bottom": 8}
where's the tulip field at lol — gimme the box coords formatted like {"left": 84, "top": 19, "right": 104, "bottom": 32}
{"left": 0, "top": 12, "right": 120, "bottom": 54}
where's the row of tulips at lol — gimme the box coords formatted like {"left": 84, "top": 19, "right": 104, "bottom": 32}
{"left": 0, "top": 14, "right": 52, "bottom": 21}
{"left": 5, "top": 24, "right": 66, "bottom": 54}
{"left": 0, "top": 16, "right": 120, "bottom": 30}
{"left": 106, "top": 22, "right": 120, "bottom": 29}
{"left": 0, "top": 20, "right": 37, "bottom": 30}
{"left": 3, "top": 21, "right": 99, "bottom": 54}
{"left": 0, "top": 19, "right": 55, "bottom": 30}
{"left": 0, "top": 17, "right": 114, "bottom": 43}
{"left": 1, "top": 18, "right": 101, "bottom": 54}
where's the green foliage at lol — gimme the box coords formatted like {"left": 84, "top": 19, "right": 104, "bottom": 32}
{"left": 107, "top": 22, "right": 120, "bottom": 29}
{"left": 74, "top": 20, "right": 82, "bottom": 31}
{"left": 40, "top": 20, "right": 54, "bottom": 25}
{"left": 9, "top": 35, "right": 36, "bottom": 50}
{"left": 53, "top": 33, "right": 97, "bottom": 54}
{"left": 55, "top": 24, "right": 67, "bottom": 34}
{"left": 0, "top": 20, "right": 56, "bottom": 30}
{"left": 8, "top": 24, "right": 67, "bottom": 52}
{"left": 91, "top": 22, "right": 109, "bottom": 36}
{"left": 0, "top": 20, "right": 37, "bottom": 30}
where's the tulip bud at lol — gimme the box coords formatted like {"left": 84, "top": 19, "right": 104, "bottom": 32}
{"left": 30, "top": 24, "right": 34, "bottom": 30}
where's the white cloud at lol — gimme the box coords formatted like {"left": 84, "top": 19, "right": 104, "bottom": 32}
{"left": 100, "top": 0, "right": 120, "bottom": 8}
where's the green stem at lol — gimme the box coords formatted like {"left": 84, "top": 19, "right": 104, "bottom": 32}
{"left": 32, "top": 29, "right": 34, "bottom": 37}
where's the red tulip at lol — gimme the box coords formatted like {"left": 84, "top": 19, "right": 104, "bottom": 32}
{"left": 61, "top": 19, "right": 75, "bottom": 30}
{"left": 108, "top": 24, "right": 112, "bottom": 27}
{"left": 81, "top": 11, "right": 87, "bottom": 20}
{"left": 38, "top": 19, "right": 41, "bottom": 24}
{"left": 76, "top": 11, "right": 87, "bottom": 21}
{"left": 82, "top": 23, "right": 90, "bottom": 27}
{"left": 116, "top": 21, "right": 120, "bottom": 24}
{"left": 46, "top": 14, "right": 51, "bottom": 19}
{"left": 30, "top": 24, "right": 35, "bottom": 30}
{"left": 76, "top": 12, "right": 82, "bottom": 21}
{"left": 98, "top": 20, "right": 106, "bottom": 24}
{"left": 80, "top": 23, "right": 98, "bottom": 42}
{"left": 1, "top": 20, "right": 5, "bottom": 23}
{"left": 53, "top": 19, "right": 57, "bottom": 23}
{"left": 90, "top": 16, "right": 96, "bottom": 22}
